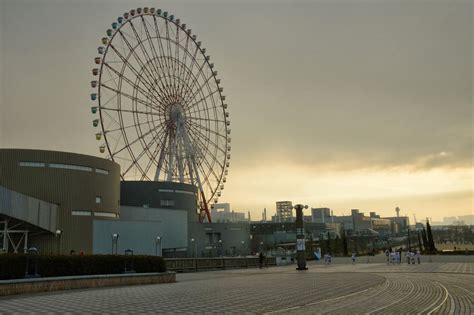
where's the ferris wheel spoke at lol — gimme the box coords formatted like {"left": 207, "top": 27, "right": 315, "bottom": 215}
{"left": 103, "top": 118, "right": 160, "bottom": 135}
{"left": 100, "top": 105, "right": 161, "bottom": 117}
{"left": 103, "top": 62, "right": 164, "bottom": 108}
{"left": 141, "top": 17, "right": 174, "bottom": 98}
{"left": 188, "top": 103, "right": 224, "bottom": 117}
{"left": 186, "top": 122, "right": 223, "bottom": 166}
{"left": 184, "top": 89, "right": 221, "bottom": 112}
{"left": 177, "top": 33, "right": 190, "bottom": 98}
{"left": 152, "top": 16, "right": 171, "bottom": 84}
{"left": 188, "top": 116, "right": 226, "bottom": 124}
{"left": 128, "top": 20, "right": 167, "bottom": 97}
{"left": 116, "top": 30, "right": 170, "bottom": 102}
{"left": 112, "top": 122, "right": 162, "bottom": 158}
{"left": 108, "top": 44, "right": 167, "bottom": 103}
{"left": 122, "top": 126, "right": 166, "bottom": 178}
{"left": 182, "top": 72, "right": 216, "bottom": 106}
{"left": 163, "top": 20, "right": 177, "bottom": 97}
{"left": 188, "top": 123, "right": 226, "bottom": 159}
{"left": 103, "top": 65, "right": 120, "bottom": 89}
{"left": 186, "top": 120, "right": 227, "bottom": 140}
{"left": 142, "top": 128, "right": 169, "bottom": 181}
{"left": 100, "top": 83, "right": 160, "bottom": 111}
{"left": 181, "top": 59, "right": 211, "bottom": 105}
{"left": 179, "top": 44, "right": 202, "bottom": 103}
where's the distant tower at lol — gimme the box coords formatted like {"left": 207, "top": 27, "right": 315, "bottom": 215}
{"left": 263, "top": 208, "right": 267, "bottom": 222}
{"left": 395, "top": 207, "right": 400, "bottom": 218}
{"left": 248, "top": 211, "right": 251, "bottom": 222}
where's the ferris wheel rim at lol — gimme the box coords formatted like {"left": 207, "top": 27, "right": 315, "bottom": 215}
{"left": 92, "top": 8, "right": 230, "bottom": 206}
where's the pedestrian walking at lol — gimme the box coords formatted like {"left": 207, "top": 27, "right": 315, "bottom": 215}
{"left": 385, "top": 250, "right": 390, "bottom": 264}
{"left": 416, "top": 250, "right": 421, "bottom": 264}
{"left": 351, "top": 252, "right": 356, "bottom": 265}
{"left": 258, "top": 252, "right": 264, "bottom": 269}
{"left": 410, "top": 251, "right": 416, "bottom": 264}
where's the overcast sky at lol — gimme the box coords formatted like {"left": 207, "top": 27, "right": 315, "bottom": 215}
{"left": 0, "top": 0, "right": 472, "bottom": 221}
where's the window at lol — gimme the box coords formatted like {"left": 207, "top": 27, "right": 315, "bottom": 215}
{"left": 175, "top": 189, "right": 195, "bottom": 195}
{"left": 72, "top": 210, "right": 92, "bottom": 216}
{"left": 160, "top": 199, "right": 175, "bottom": 207}
{"left": 95, "top": 196, "right": 102, "bottom": 204}
{"left": 94, "top": 212, "right": 117, "bottom": 218}
{"left": 50, "top": 163, "right": 92, "bottom": 172}
{"left": 158, "top": 189, "right": 174, "bottom": 193}
{"left": 19, "top": 161, "right": 45, "bottom": 168}
{"left": 95, "top": 168, "right": 109, "bottom": 175}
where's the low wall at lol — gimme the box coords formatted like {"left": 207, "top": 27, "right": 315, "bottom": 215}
{"left": 0, "top": 272, "right": 175, "bottom": 297}
{"left": 165, "top": 257, "right": 277, "bottom": 272}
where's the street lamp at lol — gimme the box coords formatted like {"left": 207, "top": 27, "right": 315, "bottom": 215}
{"left": 55, "top": 229, "right": 63, "bottom": 255}
{"left": 111, "top": 233, "right": 119, "bottom": 255}
{"left": 190, "top": 238, "right": 197, "bottom": 258}
{"left": 155, "top": 236, "right": 162, "bottom": 256}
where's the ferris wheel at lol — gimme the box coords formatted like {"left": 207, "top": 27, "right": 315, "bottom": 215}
{"left": 90, "top": 7, "right": 231, "bottom": 222}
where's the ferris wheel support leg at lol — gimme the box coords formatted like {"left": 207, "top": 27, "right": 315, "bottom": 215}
{"left": 199, "top": 191, "right": 212, "bottom": 223}
{"left": 167, "top": 132, "right": 175, "bottom": 182}
{"left": 154, "top": 132, "right": 169, "bottom": 181}
{"left": 176, "top": 123, "right": 186, "bottom": 183}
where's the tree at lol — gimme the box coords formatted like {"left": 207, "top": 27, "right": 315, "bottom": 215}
{"left": 417, "top": 230, "right": 423, "bottom": 251}
{"left": 421, "top": 227, "right": 429, "bottom": 249}
{"left": 342, "top": 233, "right": 349, "bottom": 257}
{"left": 426, "top": 220, "right": 436, "bottom": 253}
{"left": 326, "top": 231, "right": 331, "bottom": 255}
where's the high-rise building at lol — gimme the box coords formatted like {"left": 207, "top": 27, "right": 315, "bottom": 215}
{"left": 311, "top": 208, "right": 331, "bottom": 223}
{"left": 276, "top": 201, "right": 293, "bottom": 222}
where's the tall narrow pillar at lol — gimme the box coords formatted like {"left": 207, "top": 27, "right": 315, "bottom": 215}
{"left": 295, "top": 204, "right": 308, "bottom": 270}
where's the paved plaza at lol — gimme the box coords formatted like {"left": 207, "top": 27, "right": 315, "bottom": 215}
{"left": 0, "top": 257, "right": 472, "bottom": 314}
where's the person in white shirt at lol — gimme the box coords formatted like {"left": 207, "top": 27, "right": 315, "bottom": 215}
{"left": 416, "top": 250, "right": 421, "bottom": 264}
{"left": 351, "top": 253, "right": 356, "bottom": 264}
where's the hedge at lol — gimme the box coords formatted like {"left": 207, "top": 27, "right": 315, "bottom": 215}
{"left": 0, "top": 254, "right": 166, "bottom": 280}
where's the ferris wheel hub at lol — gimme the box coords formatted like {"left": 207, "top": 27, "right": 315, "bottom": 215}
{"left": 168, "top": 103, "right": 184, "bottom": 123}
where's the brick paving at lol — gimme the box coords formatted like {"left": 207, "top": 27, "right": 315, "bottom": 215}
{"left": 0, "top": 261, "right": 472, "bottom": 314}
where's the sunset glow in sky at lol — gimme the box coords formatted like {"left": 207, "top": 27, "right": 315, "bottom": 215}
{"left": 0, "top": 0, "right": 472, "bottom": 221}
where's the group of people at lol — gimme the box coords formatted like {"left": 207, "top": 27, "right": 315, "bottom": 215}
{"left": 384, "top": 247, "right": 421, "bottom": 264}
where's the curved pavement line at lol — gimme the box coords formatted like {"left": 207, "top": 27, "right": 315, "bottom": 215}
{"left": 452, "top": 284, "right": 474, "bottom": 296}
{"left": 365, "top": 277, "right": 416, "bottom": 315}
{"left": 263, "top": 287, "right": 372, "bottom": 314}
{"left": 424, "top": 281, "right": 450, "bottom": 315}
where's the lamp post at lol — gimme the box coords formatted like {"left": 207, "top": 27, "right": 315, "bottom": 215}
{"left": 55, "top": 229, "right": 63, "bottom": 255}
{"left": 241, "top": 240, "right": 245, "bottom": 256}
{"left": 111, "top": 233, "right": 119, "bottom": 255}
{"left": 294, "top": 204, "right": 308, "bottom": 270}
{"left": 155, "top": 236, "right": 162, "bottom": 256}
{"left": 190, "top": 238, "right": 197, "bottom": 258}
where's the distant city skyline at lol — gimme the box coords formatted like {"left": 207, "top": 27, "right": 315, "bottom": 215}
{"left": 0, "top": 0, "right": 472, "bottom": 222}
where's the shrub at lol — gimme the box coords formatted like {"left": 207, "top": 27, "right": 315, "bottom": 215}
{"left": 0, "top": 254, "right": 166, "bottom": 280}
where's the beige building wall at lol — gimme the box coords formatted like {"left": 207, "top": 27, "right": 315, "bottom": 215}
{"left": 0, "top": 149, "right": 120, "bottom": 254}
